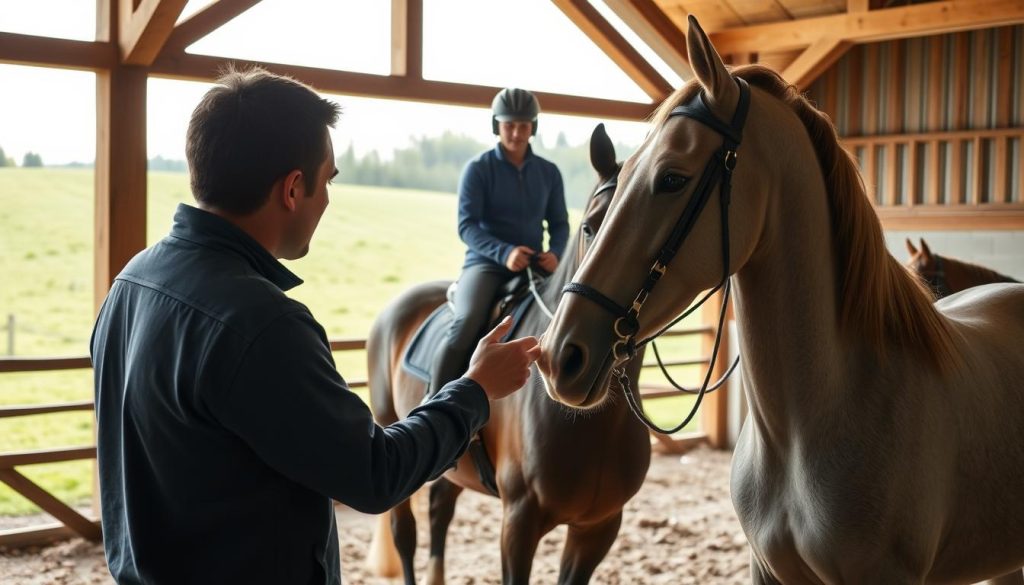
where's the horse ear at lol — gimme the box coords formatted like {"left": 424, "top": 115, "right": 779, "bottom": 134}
{"left": 920, "top": 239, "right": 932, "bottom": 257}
{"left": 686, "top": 15, "right": 738, "bottom": 115}
{"left": 905, "top": 238, "right": 918, "bottom": 256}
{"left": 589, "top": 123, "right": 617, "bottom": 181}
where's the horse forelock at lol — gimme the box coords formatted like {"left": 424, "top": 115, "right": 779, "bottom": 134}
{"left": 652, "top": 64, "right": 958, "bottom": 370}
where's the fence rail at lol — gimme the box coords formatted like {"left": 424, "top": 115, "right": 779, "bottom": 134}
{"left": 0, "top": 326, "right": 715, "bottom": 548}
{"left": 843, "top": 128, "right": 1024, "bottom": 230}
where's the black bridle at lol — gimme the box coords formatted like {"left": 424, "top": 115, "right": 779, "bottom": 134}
{"left": 562, "top": 77, "right": 750, "bottom": 434}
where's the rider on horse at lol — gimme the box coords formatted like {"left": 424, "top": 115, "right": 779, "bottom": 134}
{"left": 427, "top": 88, "right": 570, "bottom": 399}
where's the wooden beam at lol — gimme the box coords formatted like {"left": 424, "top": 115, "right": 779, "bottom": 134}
{"left": 95, "top": 65, "right": 149, "bottom": 311}
{"left": 391, "top": 0, "right": 422, "bottom": 78}
{"left": 148, "top": 52, "right": 657, "bottom": 120}
{"left": 0, "top": 356, "right": 92, "bottom": 373}
{"left": 847, "top": 0, "right": 871, "bottom": 12}
{"left": 876, "top": 206, "right": 1024, "bottom": 229}
{"left": 603, "top": 0, "right": 693, "bottom": 80}
{"left": 0, "top": 522, "right": 101, "bottom": 549}
{"left": 780, "top": 36, "right": 852, "bottom": 89}
{"left": 0, "top": 447, "right": 97, "bottom": 468}
{"left": 0, "top": 401, "right": 94, "bottom": 418}
{"left": 0, "top": 31, "right": 116, "bottom": 70}
{"left": 164, "top": 0, "right": 262, "bottom": 52}
{"left": 551, "top": 0, "right": 673, "bottom": 101}
{"left": 0, "top": 469, "right": 102, "bottom": 541}
{"left": 710, "top": 0, "right": 1024, "bottom": 55}
{"left": 120, "top": 0, "right": 188, "bottom": 65}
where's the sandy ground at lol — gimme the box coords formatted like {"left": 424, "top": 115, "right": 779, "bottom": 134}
{"left": 0, "top": 447, "right": 750, "bottom": 584}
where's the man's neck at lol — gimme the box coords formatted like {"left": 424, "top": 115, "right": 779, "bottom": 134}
{"left": 199, "top": 203, "right": 281, "bottom": 258}
{"left": 501, "top": 145, "right": 527, "bottom": 168}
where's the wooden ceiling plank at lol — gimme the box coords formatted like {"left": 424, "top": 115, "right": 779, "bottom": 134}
{"left": 781, "top": 36, "right": 853, "bottom": 89}
{"left": 710, "top": 0, "right": 1024, "bottom": 55}
{"left": 120, "top": 0, "right": 189, "bottom": 65}
{"left": 603, "top": 0, "right": 693, "bottom": 80}
{"left": 847, "top": 0, "right": 870, "bottom": 12}
{"left": 725, "top": 0, "right": 792, "bottom": 24}
{"left": 551, "top": 0, "right": 673, "bottom": 100}
{"left": 164, "top": 0, "right": 261, "bottom": 52}
{"left": 681, "top": 0, "right": 745, "bottom": 31}
{"left": 148, "top": 52, "right": 657, "bottom": 120}
{"left": 0, "top": 31, "right": 117, "bottom": 70}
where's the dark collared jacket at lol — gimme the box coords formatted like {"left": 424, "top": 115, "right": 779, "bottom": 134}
{"left": 91, "top": 203, "right": 489, "bottom": 584}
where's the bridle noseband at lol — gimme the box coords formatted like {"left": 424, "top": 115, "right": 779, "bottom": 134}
{"left": 561, "top": 77, "right": 750, "bottom": 434}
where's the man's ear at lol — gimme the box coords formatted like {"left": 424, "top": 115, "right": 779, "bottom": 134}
{"left": 279, "top": 169, "right": 305, "bottom": 211}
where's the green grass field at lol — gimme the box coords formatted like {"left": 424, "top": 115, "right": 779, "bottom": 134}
{"left": 0, "top": 167, "right": 705, "bottom": 516}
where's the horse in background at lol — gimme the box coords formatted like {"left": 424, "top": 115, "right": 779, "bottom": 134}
{"left": 365, "top": 124, "right": 651, "bottom": 585}
{"left": 905, "top": 238, "right": 1020, "bottom": 299}
{"left": 538, "top": 15, "right": 1024, "bottom": 584}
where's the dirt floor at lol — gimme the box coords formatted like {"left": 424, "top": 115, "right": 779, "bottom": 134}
{"left": 0, "top": 447, "right": 750, "bottom": 584}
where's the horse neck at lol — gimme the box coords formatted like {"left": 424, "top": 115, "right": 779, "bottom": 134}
{"left": 945, "top": 256, "right": 1018, "bottom": 292}
{"left": 732, "top": 152, "right": 850, "bottom": 450}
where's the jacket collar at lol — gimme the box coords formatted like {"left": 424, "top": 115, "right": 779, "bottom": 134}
{"left": 169, "top": 203, "right": 303, "bottom": 291}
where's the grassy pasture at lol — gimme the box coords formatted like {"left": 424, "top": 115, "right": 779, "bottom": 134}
{"left": 0, "top": 168, "right": 704, "bottom": 515}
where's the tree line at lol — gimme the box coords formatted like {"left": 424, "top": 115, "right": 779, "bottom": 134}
{"left": 0, "top": 146, "right": 35, "bottom": 167}
{"left": 1, "top": 131, "right": 637, "bottom": 209}
{"left": 336, "top": 130, "right": 636, "bottom": 209}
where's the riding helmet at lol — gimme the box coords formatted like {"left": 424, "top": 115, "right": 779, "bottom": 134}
{"left": 491, "top": 88, "right": 539, "bottom": 135}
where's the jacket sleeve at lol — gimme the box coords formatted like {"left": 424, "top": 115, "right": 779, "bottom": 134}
{"left": 457, "top": 160, "right": 513, "bottom": 265}
{"left": 211, "top": 310, "right": 489, "bottom": 514}
{"left": 546, "top": 166, "right": 570, "bottom": 260}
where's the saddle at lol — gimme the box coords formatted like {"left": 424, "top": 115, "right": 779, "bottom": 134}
{"left": 402, "top": 270, "right": 544, "bottom": 383}
{"left": 401, "top": 269, "right": 547, "bottom": 497}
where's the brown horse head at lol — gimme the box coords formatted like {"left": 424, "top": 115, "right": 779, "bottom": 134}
{"left": 905, "top": 237, "right": 1020, "bottom": 299}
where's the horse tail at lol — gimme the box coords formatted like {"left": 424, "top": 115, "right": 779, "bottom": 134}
{"left": 365, "top": 511, "right": 402, "bottom": 578}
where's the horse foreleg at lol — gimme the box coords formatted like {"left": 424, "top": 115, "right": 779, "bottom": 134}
{"left": 390, "top": 498, "right": 418, "bottom": 585}
{"left": 981, "top": 569, "right": 1024, "bottom": 585}
{"left": 556, "top": 511, "right": 623, "bottom": 585}
{"left": 501, "top": 496, "right": 545, "bottom": 585}
{"left": 366, "top": 510, "right": 401, "bottom": 578}
{"left": 424, "top": 477, "right": 463, "bottom": 585}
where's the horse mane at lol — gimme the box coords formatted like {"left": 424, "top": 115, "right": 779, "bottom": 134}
{"left": 649, "top": 65, "right": 958, "bottom": 369}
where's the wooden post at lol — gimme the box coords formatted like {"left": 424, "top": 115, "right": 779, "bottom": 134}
{"left": 94, "top": 0, "right": 149, "bottom": 522}
{"left": 700, "top": 289, "right": 729, "bottom": 449}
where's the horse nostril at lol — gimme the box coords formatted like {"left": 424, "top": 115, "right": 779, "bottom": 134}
{"left": 560, "top": 343, "right": 586, "bottom": 381}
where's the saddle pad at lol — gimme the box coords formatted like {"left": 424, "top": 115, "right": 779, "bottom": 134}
{"left": 402, "top": 304, "right": 453, "bottom": 383}
{"left": 401, "top": 297, "right": 536, "bottom": 383}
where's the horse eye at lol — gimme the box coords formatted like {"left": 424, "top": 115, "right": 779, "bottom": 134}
{"left": 657, "top": 173, "right": 687, "bottom": 193}
{"left": 581, "top": 223, "right": 594, "bottom": 239}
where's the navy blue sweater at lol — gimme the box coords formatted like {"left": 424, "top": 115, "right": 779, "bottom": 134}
{"left": 458, "top": 144, "right": 569, "bottom": 268}
{"left": 91, "top": 204, "right": 490, "bottom": 584}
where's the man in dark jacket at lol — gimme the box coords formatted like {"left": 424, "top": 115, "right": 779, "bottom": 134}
{"left": 90, "top": 66, "right": 539, "bottom": 585}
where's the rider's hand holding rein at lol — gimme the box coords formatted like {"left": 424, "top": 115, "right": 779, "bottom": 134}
{"left": 505, "top": 245, "right": 536, "bottom": 272}
{"left": 535, "top": 251, "right": 559, "bottom": 273}
{"left": 465, "top": 316, "right": 540, "bottom": 400}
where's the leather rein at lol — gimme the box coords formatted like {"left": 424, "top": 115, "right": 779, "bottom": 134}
{"left": 561, "top": 78, "right": 750, "bottom": 434}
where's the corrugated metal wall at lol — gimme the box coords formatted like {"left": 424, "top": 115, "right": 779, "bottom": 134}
{"left": 805, "top": 25, "right": 1023, "bottom": 207}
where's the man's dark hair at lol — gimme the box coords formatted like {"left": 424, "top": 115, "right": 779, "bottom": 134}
{"left": 186, "top": 66, "right": 340, "bottom": 215}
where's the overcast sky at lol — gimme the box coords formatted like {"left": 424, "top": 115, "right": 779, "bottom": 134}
{"left": 0, "top": 0, "right": 684, "bottom": 164}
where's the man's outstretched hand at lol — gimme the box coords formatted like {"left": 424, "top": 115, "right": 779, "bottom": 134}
{"left": 464, "top": 316, "right": 541, "bottom": 400}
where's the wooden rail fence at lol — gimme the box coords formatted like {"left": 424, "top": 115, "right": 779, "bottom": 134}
{"left": 0, "top": 326, "right": 715, "bottom": 548}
